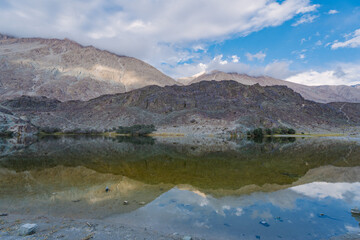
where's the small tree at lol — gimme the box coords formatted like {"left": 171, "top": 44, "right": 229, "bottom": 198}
{"left": 265, "top": 128, "right": 272, "bottom": 135}
{"left": 287, "top": 128, "right": 296, "bottom": 134}
{"left": 253, "top": 128, "right": 264, "bottom": 138}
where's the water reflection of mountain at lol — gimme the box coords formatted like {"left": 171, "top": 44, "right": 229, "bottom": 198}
{"left": 0, "top": 136, "right": 37, "bottom": 158}
{"left": 1, "top": 136, "right": 359, "bottom": 191}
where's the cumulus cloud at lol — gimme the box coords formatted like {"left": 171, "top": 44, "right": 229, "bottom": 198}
{"left": 0, "top": 0, "right": 319, "bottom": 75}
{"left": 231, "top": 55, "right": 240, "bottom": 63}
{"left": 331, "top": 29, "right": 360, "bottom": 49}
{"left": 245, "top": 51, "right": 266, "bottom": 62}
{"left": 167, "top": 54, "right": 293, "bottom": 80}
{"left": 328, "top": 9, "right": 339, "bottom": 15}
{"left": 286, "top": 63, "right": 360, "bottom": 86}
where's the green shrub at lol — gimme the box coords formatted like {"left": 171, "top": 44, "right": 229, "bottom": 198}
{"left": 116, "top": 124, "right": 156, "bottom": 136}
{"left": 40, "top": 127, "right": 61, "bottom": 134}
{"left": 287, "top": 128, "right": 296, "bottom": 134}
{"left": 265, "top": 128, "right": 272, "bottom": 135}
{"left": 248, "top": 127, "right": 296, "bottom": 138}
{"left": 253, "top": 128, "right": 264, "bottom": 137}
{"left": 280, "top": 128, "right": 288, "bottom": 134}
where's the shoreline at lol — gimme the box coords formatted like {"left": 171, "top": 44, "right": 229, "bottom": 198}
{"left": 0, "top": 213, "right": 200, "bottom": 240}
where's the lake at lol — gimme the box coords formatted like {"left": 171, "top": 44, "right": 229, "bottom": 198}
{"left": 0, "top": 135, "right": 360, "bottom": 239}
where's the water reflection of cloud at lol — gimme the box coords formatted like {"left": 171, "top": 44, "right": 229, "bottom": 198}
{"left": 250, "top": 209, "right": 273, "bottom": 220}
{"left": 291, "top": 182, "right": 360, "bottom": 202}
{"left": 115, "top": 183, "right": 360, "bottom": 240}
{"left": 345, "top": 225, "right": 360, "bottom": 233}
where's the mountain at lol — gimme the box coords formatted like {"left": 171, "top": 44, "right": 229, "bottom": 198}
{"left": 188, "top": 71, "right": 360, "bottom": 103}
{"left": 2, "top": 81, "right": 359, "bottom": 134}
{"left": 177, "top": 71, "right": 206, "bottom": 85}
{"left": 0, "top": 34, "right": 177, "bottom": 101}
{"left": 353, "top": 84, "right": 360, "bottom": 89}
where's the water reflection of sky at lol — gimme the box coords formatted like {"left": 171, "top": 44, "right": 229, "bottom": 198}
{"left": 114, "top": 182, "right": 360, "bottom": 240}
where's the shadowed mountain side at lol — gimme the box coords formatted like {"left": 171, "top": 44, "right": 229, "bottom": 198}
{"left": 187, "top": 71, "right": 360, "bottom": 103}
{"left": 0, "top": 34, "right": 177, "bottom": 101}
{"left": 1, "top": 81, "right": 359, "bottom": 134}
{"left": 328, "top": 102, "right": 360, "bottom": 123}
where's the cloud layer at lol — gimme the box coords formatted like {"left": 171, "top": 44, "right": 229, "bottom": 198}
{"left": 286, "top": 63, "right": 360, "bottom": 85}
{"left": 0, "top": 0, "right": 318, "bottom": 74}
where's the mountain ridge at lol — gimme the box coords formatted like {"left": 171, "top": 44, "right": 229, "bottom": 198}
{"left": 2, "top": 80, "right": 359, "bottom": 135}
{"left": 0, "top": 34, "right": 178, "bottom": 101}
{"left": 186, "top": 70, "right": 360, "bottom": 103}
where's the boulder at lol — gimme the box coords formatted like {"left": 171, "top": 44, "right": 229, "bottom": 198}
{"left": 19, "top": 223, "right": 38, "bottom": 236}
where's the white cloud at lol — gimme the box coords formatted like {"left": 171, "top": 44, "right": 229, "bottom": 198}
{"left": 231, "top": 55, "right": 240, "bottom": 63}
{"left": 168, "top": 54, "right": 293, "bottom": 80}
{"left": 235, "top": 207, "right": 243, "bottom": 216}
{"left": 0, "top": 0, "right": 319, "bottom": 75}
{"left": 331, "top": 29, "right": 360, "bottom": 49}
{"left": 328, "top": 9, "right": 339, "bottom": 15}
{"left": 286, "top": 63, "right": 360, "bottom": 86}
{"left": 291, "top": 182, "right": 360, "bottom": 201}
{"left": 263, "top": 60, "right": 293, "bottom": 79}
{"left": 245, "top": 51, "right": 266, "bottom": 62}
{"left": 296, "top": 4, "right": 320, "bottom": 14}
{"left": 292, "top": 14, "right": 319, "bottom": 26}
{"left": 300, "top": 36, "right": 311, "bottom": 44}
{"left": 299, "top": 54, "right": 306, "bottom": 59}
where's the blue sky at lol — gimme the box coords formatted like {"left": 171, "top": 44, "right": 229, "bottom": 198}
{"left": 0, "top": 0, "right": 359, "bottom": 85}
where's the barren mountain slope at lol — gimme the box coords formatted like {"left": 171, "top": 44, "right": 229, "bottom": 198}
{"left": 2, "top": 81, "right": 359, "bottom": 134}
{"left": 188, "top": 71, "right": 360, "bottom": 103}
{"left": 0, "top": 34, "right": 177, "bottom": 101}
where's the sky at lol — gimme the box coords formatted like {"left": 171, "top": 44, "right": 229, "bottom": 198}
{"left": 0, "top": 0, "right": 359, "bottom": 86}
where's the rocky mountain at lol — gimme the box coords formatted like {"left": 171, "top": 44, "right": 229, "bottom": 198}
{"left": 2, "top": 81, "right": 359, "bottom": 134}
{"left": 0, "top": 106, "right": 37, "bottom": 136}
{"left": 188, "top": 71, "right": 360, "bottom": 103}
{"left": 0, "top": 34, "right": 177, "bottom": 101}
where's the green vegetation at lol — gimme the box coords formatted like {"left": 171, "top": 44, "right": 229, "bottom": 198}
{"left": 39, "top": 127, "right": 62, "bottom": 134}
{"left": 115, "top": 124, "right": 156, "bottom": 136}
{"left": 39, "top": 127, "right": 104, "bottom": 135}
{"left": 38, "top": 125, "right": 156, "bottom": 136}
{"left": 247, "top": 127, "right": 296, "bottom": 138}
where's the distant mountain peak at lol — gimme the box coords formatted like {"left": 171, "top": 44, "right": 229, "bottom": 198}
{"left": 186, "top": 70, "right": 360, "bottom": 103}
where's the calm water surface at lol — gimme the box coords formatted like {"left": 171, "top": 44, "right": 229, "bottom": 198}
{"left": 0, "top": 136, "right": 360, "bottom": 239}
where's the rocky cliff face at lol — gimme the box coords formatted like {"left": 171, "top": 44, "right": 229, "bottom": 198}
{"left": 188, "top": 71, "right": 360, "bottom": 103}
{"left": 0, "top": 34, "right": 177, "bottom": 101}
{"left": 2, "top": 81, "right": 359, "bottom": 134}
{"left": 0, "top": 107, "right": 37, "bottom": 136}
